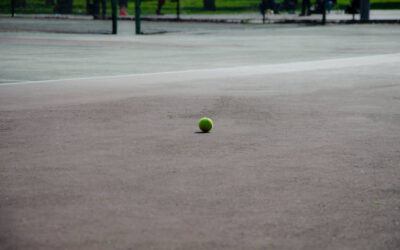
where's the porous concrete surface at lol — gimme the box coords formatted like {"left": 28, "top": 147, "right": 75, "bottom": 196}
{"left": 0, "top": 24, "right": 400, "bottom": 250}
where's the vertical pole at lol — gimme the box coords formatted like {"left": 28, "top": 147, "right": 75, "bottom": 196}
{"left": 360, "top": 0, "right": 370, "bottom": 21}
{"left": 135, "top": 0, "right": 141, "bottom": 34}
{"left": 111, "top": 0, "right": 117, "bottom": 34}
{"left": 322, "top": 0, "right": 326, "bottom": 25}
{"left": 11, "top": 0, "right": 15, "bottom": 17}
{"left": 176, "top": 0, "right": 180, "bottom": 20}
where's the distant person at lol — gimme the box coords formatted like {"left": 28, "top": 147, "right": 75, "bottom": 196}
{"left": 156, "top": 0, "right": 166, "bottom": 15}
{"left": 313, "top": 0, "right": 324, "bottom": 14}
{"left": 93, "top": 0, "right": 106, "bottom": 19}
{"left": 310, "top": 0, "right": 336, "bottom": 14}
{"left": 282, "top": 0, "right": 297, "bottom": 14}
{"left": 259, "top": 0, "right": 280, "bottom": 15}
{"left": 327, "top": 0, "right": 335, "bottom": 13}
{"left": 345, "top": 0, "right": 360, "bottom": 14}
{"left": 300, "top": 0, "right": 311, "bottom": 16}
{"left": 119, "top": 0, "right": 128, "bottom": 16}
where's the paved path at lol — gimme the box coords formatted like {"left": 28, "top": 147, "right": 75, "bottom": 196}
{"left": 141, "top": 10, "right": 400, "bottom": 23}
{"left": 3, "top": 10, "right": 400, "bottom": 24}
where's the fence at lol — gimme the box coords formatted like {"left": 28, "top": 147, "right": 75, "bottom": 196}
{"left": 1, "top": 0, "right": 399, "bottom": 34}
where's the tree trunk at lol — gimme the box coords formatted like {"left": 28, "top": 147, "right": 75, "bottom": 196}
{"left": 203, "top": 0, "right": 215, "bottom": 10}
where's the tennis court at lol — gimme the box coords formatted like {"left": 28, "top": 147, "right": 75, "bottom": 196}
{"left": 1, "top": 22, "right": 400, "bottom": 249}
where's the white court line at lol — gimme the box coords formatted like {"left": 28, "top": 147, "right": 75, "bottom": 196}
{"left": 0, "top": 79, "right": 28, "bottom": 83}
{"left": 1, "top": 53, "right": 399, "bottom": 87}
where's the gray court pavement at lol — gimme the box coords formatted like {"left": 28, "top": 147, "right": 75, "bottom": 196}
{"left": 1, "top": 23, "right": 400, "bottom": 250}
{"left": 1, "top": 22, "right": 400, "bottom": 82}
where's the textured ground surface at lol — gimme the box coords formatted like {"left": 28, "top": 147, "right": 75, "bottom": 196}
{"left": 0, "top": 23, "right": 400, "bottom": 250}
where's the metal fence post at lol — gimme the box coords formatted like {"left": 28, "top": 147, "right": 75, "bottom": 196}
{"left": 11, "top": 0, "right": 15, "bottom": 17}
{"left": 135, "top": 0, "right": 141, "bottom": 34}
{"left": 360, "top": 0, "right": 370, "bottom": 21}
{"left": 176, "top": 0, "right": 180, "bottom": 20}
{"left": 111, "top": 0, "right": 117, "bottom": 34}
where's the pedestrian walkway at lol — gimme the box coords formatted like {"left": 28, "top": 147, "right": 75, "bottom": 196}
{"left": 3, "top": 10, "right": 400, "bottom": 23}
{"left": 139, "top": 10, "right": 400, "bottom": 24}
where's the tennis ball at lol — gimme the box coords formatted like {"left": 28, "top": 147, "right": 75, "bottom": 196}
{"left": 198, "top": 117, "right": 213, "bottom": 133}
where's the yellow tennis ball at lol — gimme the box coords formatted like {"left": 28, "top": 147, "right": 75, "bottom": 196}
{"left": 198, "top": 117, "right": 213, "bottom": 133}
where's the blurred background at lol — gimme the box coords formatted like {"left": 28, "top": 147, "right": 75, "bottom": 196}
{"left": 1, "top": 0, "right": 399, "bottom": 34}
{"left": 2, "top": 0, "right": 400, "bottom": 15}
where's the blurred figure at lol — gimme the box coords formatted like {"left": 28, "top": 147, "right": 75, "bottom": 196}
{"left": 156, "top": 0, "right": 166, "bottom": 15}
{"left": 300, "top": 0, "right": 311, "bottom": 16}
{"left": 327, "top": 0, "right": 334, "bottom": 13}
{"left": 312, "top": 0, "right": 324, "bottom": 14}
{"left": 93, "top": 0, "right": 106, "bottom": 19}
{"left": 311, "top": 0, "right": 336, "bottom": 14}
{"left": 55, "top": 0, "right": 73, "bottom": 13}
{"left": 345, "top": 0, "right": 359, "bottom": 20}
{"left": 282, "top": 0, "right": 297, "bottom": 14}
{"left": 119, "top": 0, "right": 128, "bottom": 16}
{"left": 259, "top": 0, "right": 280, "bottom": 14}
{"left": 345, "top": 0, "right": 360, "bottom": 14}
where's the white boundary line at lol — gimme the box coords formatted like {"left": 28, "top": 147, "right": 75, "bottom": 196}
{"left": 1, "top": 53, "right": 399, "bottom": 87}
{"left": 0, "top": 79, "right": 28, "bottom": 83}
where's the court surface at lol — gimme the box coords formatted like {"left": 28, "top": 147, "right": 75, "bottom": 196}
{"left": 1, "top": 22, "right": 400, "bottom": 249}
